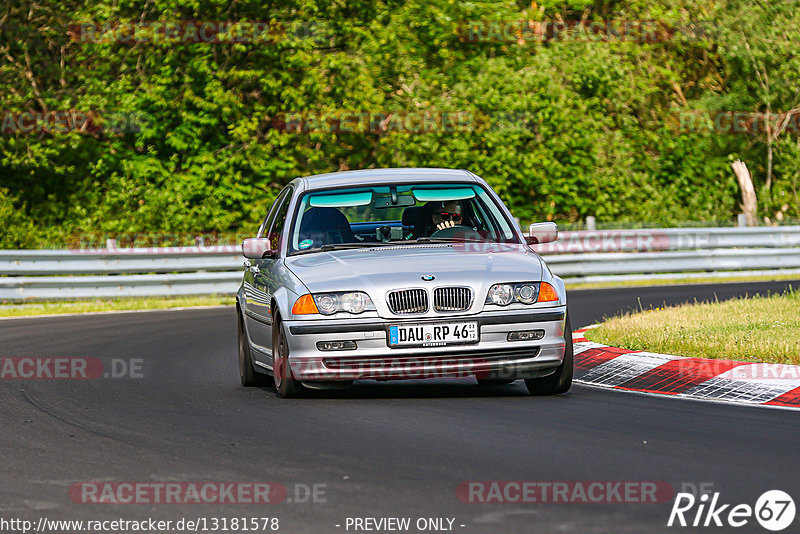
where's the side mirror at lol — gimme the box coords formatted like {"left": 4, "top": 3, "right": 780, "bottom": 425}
{"left": 525, "top": 222, "right": 558, "bottom": 245}
{"left": 242, "top": 238, "right": 273, "bottom": 259}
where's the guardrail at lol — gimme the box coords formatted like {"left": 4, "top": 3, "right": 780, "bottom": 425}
{"left": 0, "top": 247, "right": 242, "bottom": 301}
{"left": 531, "top": 227, "right": 800, "bottom": 254}
{"left": 1, "top": 226, "right": 800, "bottom": 300}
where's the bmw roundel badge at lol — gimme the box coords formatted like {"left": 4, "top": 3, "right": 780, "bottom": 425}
{"left": 421, "top": 274, "right": 435, "bottom": 281}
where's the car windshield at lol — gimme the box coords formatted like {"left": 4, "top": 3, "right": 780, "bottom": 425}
{"left": 288, "top": 182, "right": 519, "bottom": 254}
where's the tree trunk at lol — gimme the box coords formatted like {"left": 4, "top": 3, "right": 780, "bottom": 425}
{"left": 766, "top": 140, "right": 773, "bottom": 193}
{"left": 732, "top": 159, "right": 757, "bottom": 226}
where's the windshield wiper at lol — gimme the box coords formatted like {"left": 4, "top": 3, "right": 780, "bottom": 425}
{"left": 291, "top": 242, "right": 395, "bottom": 256}
{"left": 291, "top": 238, "right": 498, "bottom": 256}
{"left": 412, "top": 237, "right": 487, "bottom": 243}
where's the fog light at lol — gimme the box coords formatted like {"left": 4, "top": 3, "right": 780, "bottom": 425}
{"left": 507, "top": 330, "right": 545, "bottom": 341}
{"left": 316, "top": 340, "right": 358, "bottom": 351}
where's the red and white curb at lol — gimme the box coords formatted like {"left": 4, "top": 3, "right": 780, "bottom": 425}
{"left": 572, "top": 326, "right": 800, "bottom": 409}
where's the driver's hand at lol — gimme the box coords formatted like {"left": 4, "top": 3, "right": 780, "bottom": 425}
{"left": 436, "top": 220, "right": 456, "bottom": 231}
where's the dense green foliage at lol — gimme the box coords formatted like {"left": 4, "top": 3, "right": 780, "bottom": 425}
{"left": 1, "top": 0, "right": 799, "bottom": 247}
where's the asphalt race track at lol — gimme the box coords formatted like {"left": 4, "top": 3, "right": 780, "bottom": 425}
{"left": 2, "top": 280, "right": 800, "bottom": 533}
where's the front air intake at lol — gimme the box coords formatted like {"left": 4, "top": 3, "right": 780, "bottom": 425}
{"left": 387, "top": 289, "right": 428, "bottom": 314}
{"left": 433, "top": 287, "right": 472, "bottom": 312}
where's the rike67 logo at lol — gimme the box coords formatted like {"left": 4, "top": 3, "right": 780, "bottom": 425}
{"left": 668, "top": 490, "right": 795, "bottom": 531}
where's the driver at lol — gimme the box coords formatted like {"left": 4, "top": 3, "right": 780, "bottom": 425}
{"left": 430, "top": 200, "right": 463, "bottom": 231}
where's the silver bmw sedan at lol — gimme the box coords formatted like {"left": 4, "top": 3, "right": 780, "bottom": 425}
{"left": 236, "top": 168, "right": 571, "bottom": 398}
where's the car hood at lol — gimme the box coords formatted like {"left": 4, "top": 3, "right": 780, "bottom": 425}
{"left": 284, "top": 244, "right": 543, "bottom": 297}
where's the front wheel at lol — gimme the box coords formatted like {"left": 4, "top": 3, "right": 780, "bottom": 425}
{"left": 524, "top": 314, "right": 573, "bottom": 396}
{"left": 272, "top": 315, "right": 303, "bottom": 398}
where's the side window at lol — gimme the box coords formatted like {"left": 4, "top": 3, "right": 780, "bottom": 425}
{"left": 258, "top": 188, "right": 289, "bottom": 238}
{"left": 266, "top": 187, "right": 294, "bottom": 252}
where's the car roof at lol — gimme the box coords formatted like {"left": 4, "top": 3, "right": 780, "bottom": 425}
{"left": 291, "top": 168, "right": 479, "bottom": 191}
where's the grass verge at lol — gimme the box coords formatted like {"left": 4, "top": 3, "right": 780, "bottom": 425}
{"left": 585, "top": 289, "right": 800, "bottom": 365}
{"left": 0, "top": 295, "right": 232, "bottom": 318}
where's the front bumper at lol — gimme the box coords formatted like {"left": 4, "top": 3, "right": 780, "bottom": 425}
{"left": 283, "top": 308, "right": 567, "bottom": 381}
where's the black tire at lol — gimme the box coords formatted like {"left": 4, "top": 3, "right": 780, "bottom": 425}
{"left": 238, "top": 311, "right": 272, "bottom": 387}
{"left": 524, "top": 314, "right": 573, "bottom": 396}
{"left": 476, "top": 379, "right": 516, "bottom": 386}
{"left": 272, "top": 315, "right": 303, "bottom": 398}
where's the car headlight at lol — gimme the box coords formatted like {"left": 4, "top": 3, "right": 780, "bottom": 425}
{"left": 487, "top": 284, "right": 515, "bottom": 306}
{"left": 312, "top": 292, "right": 375, "bottom": 315}
{"left": 340, "top": 292, "right": 369, "bottom": 314}
{"left": 486, "top": 282, "right": 555, "bottom": 306}
{"left": 315, "top": 294, "right": 339, "bottom": 314}
{"left": 515, "top": 284, "right": 537, "bottom": 304}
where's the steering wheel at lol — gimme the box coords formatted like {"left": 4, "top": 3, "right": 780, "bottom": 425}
{"left": 430, "top": 225, "right": 483, "bottom": 240}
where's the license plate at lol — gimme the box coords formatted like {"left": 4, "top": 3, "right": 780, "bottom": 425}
{"left": 388, "top": 322, "right": 479, "bottom": 347}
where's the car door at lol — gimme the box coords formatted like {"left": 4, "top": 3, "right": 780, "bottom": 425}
{"left": 244, "top": 186, "right": 294, "bottom": 354}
